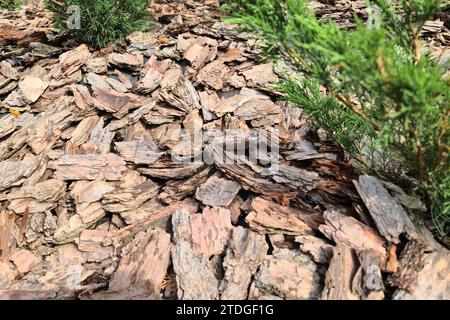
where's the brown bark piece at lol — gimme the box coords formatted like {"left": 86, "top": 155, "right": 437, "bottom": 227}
{"left": 102, "top": 179, "right": 159, "bottom": 213}
{"left": 160, "top": 68, "right": 201, "bottom": 113}
{"left": 245, "top": 197, "right": 315, "bottom": 235}
{"left": 234, "top": 98, "right": 282, "bottom": 127}
{"left": 172, "top": 207, "right": 232, "bottom": 257}
{"left": 319, "top": 209, "right": 386, "bottom": 256}
{"left": 171, "top": 240, "right": 220, "bottom": 300}
{"left": 261, "top": 164, "right": 319, "bottom": 194}
{"left": 53, "top": 202, "right": 106, "bottom": 244}
{"left": 93, "top": 88, "right": 145, "bottom": 119}
{"left": 322, "top": 244, "right": 360, "bottom": 300}
{"left": 84, "top": 57, "right": 108, "bottom": 74}
{"left": 59, "top": 44, "right": 92, "bottom": 76}
{"left": 49, "top": 153, "right": 127, "bottom": 181}
{"left": 197, "top": 60, "right": 230, "bottom": 90}
{"left": 295, "top": 235, "right": 333, "bottom": 264}
{"left": 66, "top": 115, "right": 100, "bottom": 154}
{"left": 213, "top": 152, "right": 295, "bottom": 202}
{"left": 220, "top": 227, "right": 268, "bottom": 300}
{"left": 158, "top": 166, "right": 213, "bottom": 204}
{"left": 356, "top": 249, "right": 385, "bottom": 300}
{"left": 104, "top": 199, "right": 199, "bottom": 245}
{"left": 108, "top": 53, "right": 144, "bottom": 71}
{"left": 242, "top": 64, "right": 279, "bottom": 87}
{"left": 354, "top": 175, "right": 418, "bottom": 243}
{"left": 7, "top": 179, "right": 66, "bottom": 214}
{"left": 115, "top": 139, "right": 164, "bottom": 165}
{"left": 18, "top": 72, "right": 49, "bottom": 104}
{"left": 195, "top": 175, "right": 241, "bottom": 207}
{"left": 71, "top": 180, "right": 114, "bottom": 205}
{"left": 250, "top": 248, "right": 321, "bottom": 300}
{"left": 138, "top": 163, "right": 204, "bottom": 180}
{"left": 108, "top": 229, "right": 172, "bottom": 298}
{"left": 0, "top": 156, "right": 40, "bottom": 191}
{"left": 184, "top": 42, "right": 210, "bottom": 70}
{"left": 9, "top": 249, "right": 41, "bottom": 274}
{"left": 390, "top": 239, "right": 450, "bottom": 300}
{"left": 211, "top": 94, "right": 251, "bottom": 116}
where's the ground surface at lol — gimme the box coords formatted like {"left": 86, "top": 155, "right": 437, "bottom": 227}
{"left": 0, "top": 0, "right": 448, "bottom": 300}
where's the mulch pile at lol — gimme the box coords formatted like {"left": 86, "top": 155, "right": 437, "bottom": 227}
{"left": 0, "top": 0, "right": 448, "bottom": 300}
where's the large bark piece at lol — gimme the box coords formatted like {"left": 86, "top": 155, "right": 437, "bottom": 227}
{"left": 249, "top": 248, "right": 321, "bottom": 300}
{"left": 6, "top": 179, "right": 66, "bottom": 214}
{"left": 195, "top": 175, "right": 241, "bottom": 207}
{"left": 234, "top": 98, "right": 282, "bottom": 127}
{"left": 9, "top": 249, "right": 41, "bottom": 274}
{"left": 390, "top": 239, "right": 450, "bottom": 300}
{"left": 172, "top": 207, "right": 232, "bottom": 257}
{"left": 108, "top": 53, "right": 144, "bottom": 72}
{"left": 322, "top": 244, "right": 360, "bottom": 300}
{"left": 0, "top": 156, "right": 40, "bottom": 191}
{"left": 319, "top": 209, "right": 386, "bottom": 256}
{"left": 220, "top": 227, "right": 268, "bottom": 300}
{"left": 106, "top": 229, "right": 172, "bottom": 299}
{"left": 115, "top": 139, "right": 164, "bottom": 165}
{"left": 197, "top": 60, "right": 230, "bottom": 90}
{"left": 261, "top": 164, "right": 319, "bottom": 194}
{"left": 171, "top": 240, "right": 220, "bottom": 300}
{"left": 245, "top": 197, "right": 316, "bottom": 235}
{"left": 104, "top": 199, "right": 199, "bottom": 245}
{"left": 49, "top": 154, "right": 127, "bottom": 181}
{"left": 242, "top": 64, "right": 279, "bottom": 87}
{"left": 93, "top": 88, "right": 146, "bottom": 119}
{"left": 295, "top": 235, "right": 333, "bottom": 264}
{"left": 354, "top": 175, "right": 418, "bottom": 243}
{"left": 102, "top": 179, "right": 159, "bottom": 214}
{"left": 158, "top": 166, "right": 213, "bottom": 204}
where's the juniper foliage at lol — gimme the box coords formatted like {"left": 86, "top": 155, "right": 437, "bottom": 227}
{"left": 0, "top": 0, "right": 20, "bottom": 10}
{"left": 225, "top": 0, "right": 450, "bottom": 235}
{"left": 44, "top": 0, "right": 151, "bottom": 49}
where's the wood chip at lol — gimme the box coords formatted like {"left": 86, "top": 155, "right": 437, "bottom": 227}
{"left": 319, "top": 209, "right": 386, "bottom": 256}
{"left": 9, "top": 249, "right": 41, "bottom": 274}
{"left": 49, "top": 154, "right": 127, "bottom": 181}
{"left": 220, "top": 227, "right": 268, "bottom": 300}
{"left": 322, "top": 244, "right": 360, "bottom": 300}
{"left": 107, "top": 229, "right": 172, "bottom": 298}
{"left": 197, "top": 60, "right": 230, "bottom": 90}
{"left": 0, "top": 156, "right": 40, "bottom": 191}
{"left": 171, "top": 239, "right": 220, "bottom": 300}
{"left": 242, "top": 63, "right": 279, "bottom": 87}
{"left": 195, "top": 175, "right": 241, "bottom": 207}
{"left": 245, "top": 197, "right": 316, "bottom": 235}
{"left": 390, "top": 239, "right": 450, "bottom": 300}
{"left": 354, "top": 175, "right": 418, "bottom": 243}
{"left": 249, "top": 248, "right": 321, "bottom": 300}
{"left": 172, "top": 207, "right": 232, "bottom": 257}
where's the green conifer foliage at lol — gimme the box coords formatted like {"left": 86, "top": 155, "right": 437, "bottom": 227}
{"left": 225, "top": 0, "right": 449, "bottom": 235}
{"left": 44, "top": 0, "right": 151, "bottom": 49}
{"left": 0, "top": 0, "right": 20, "bottom": 10}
